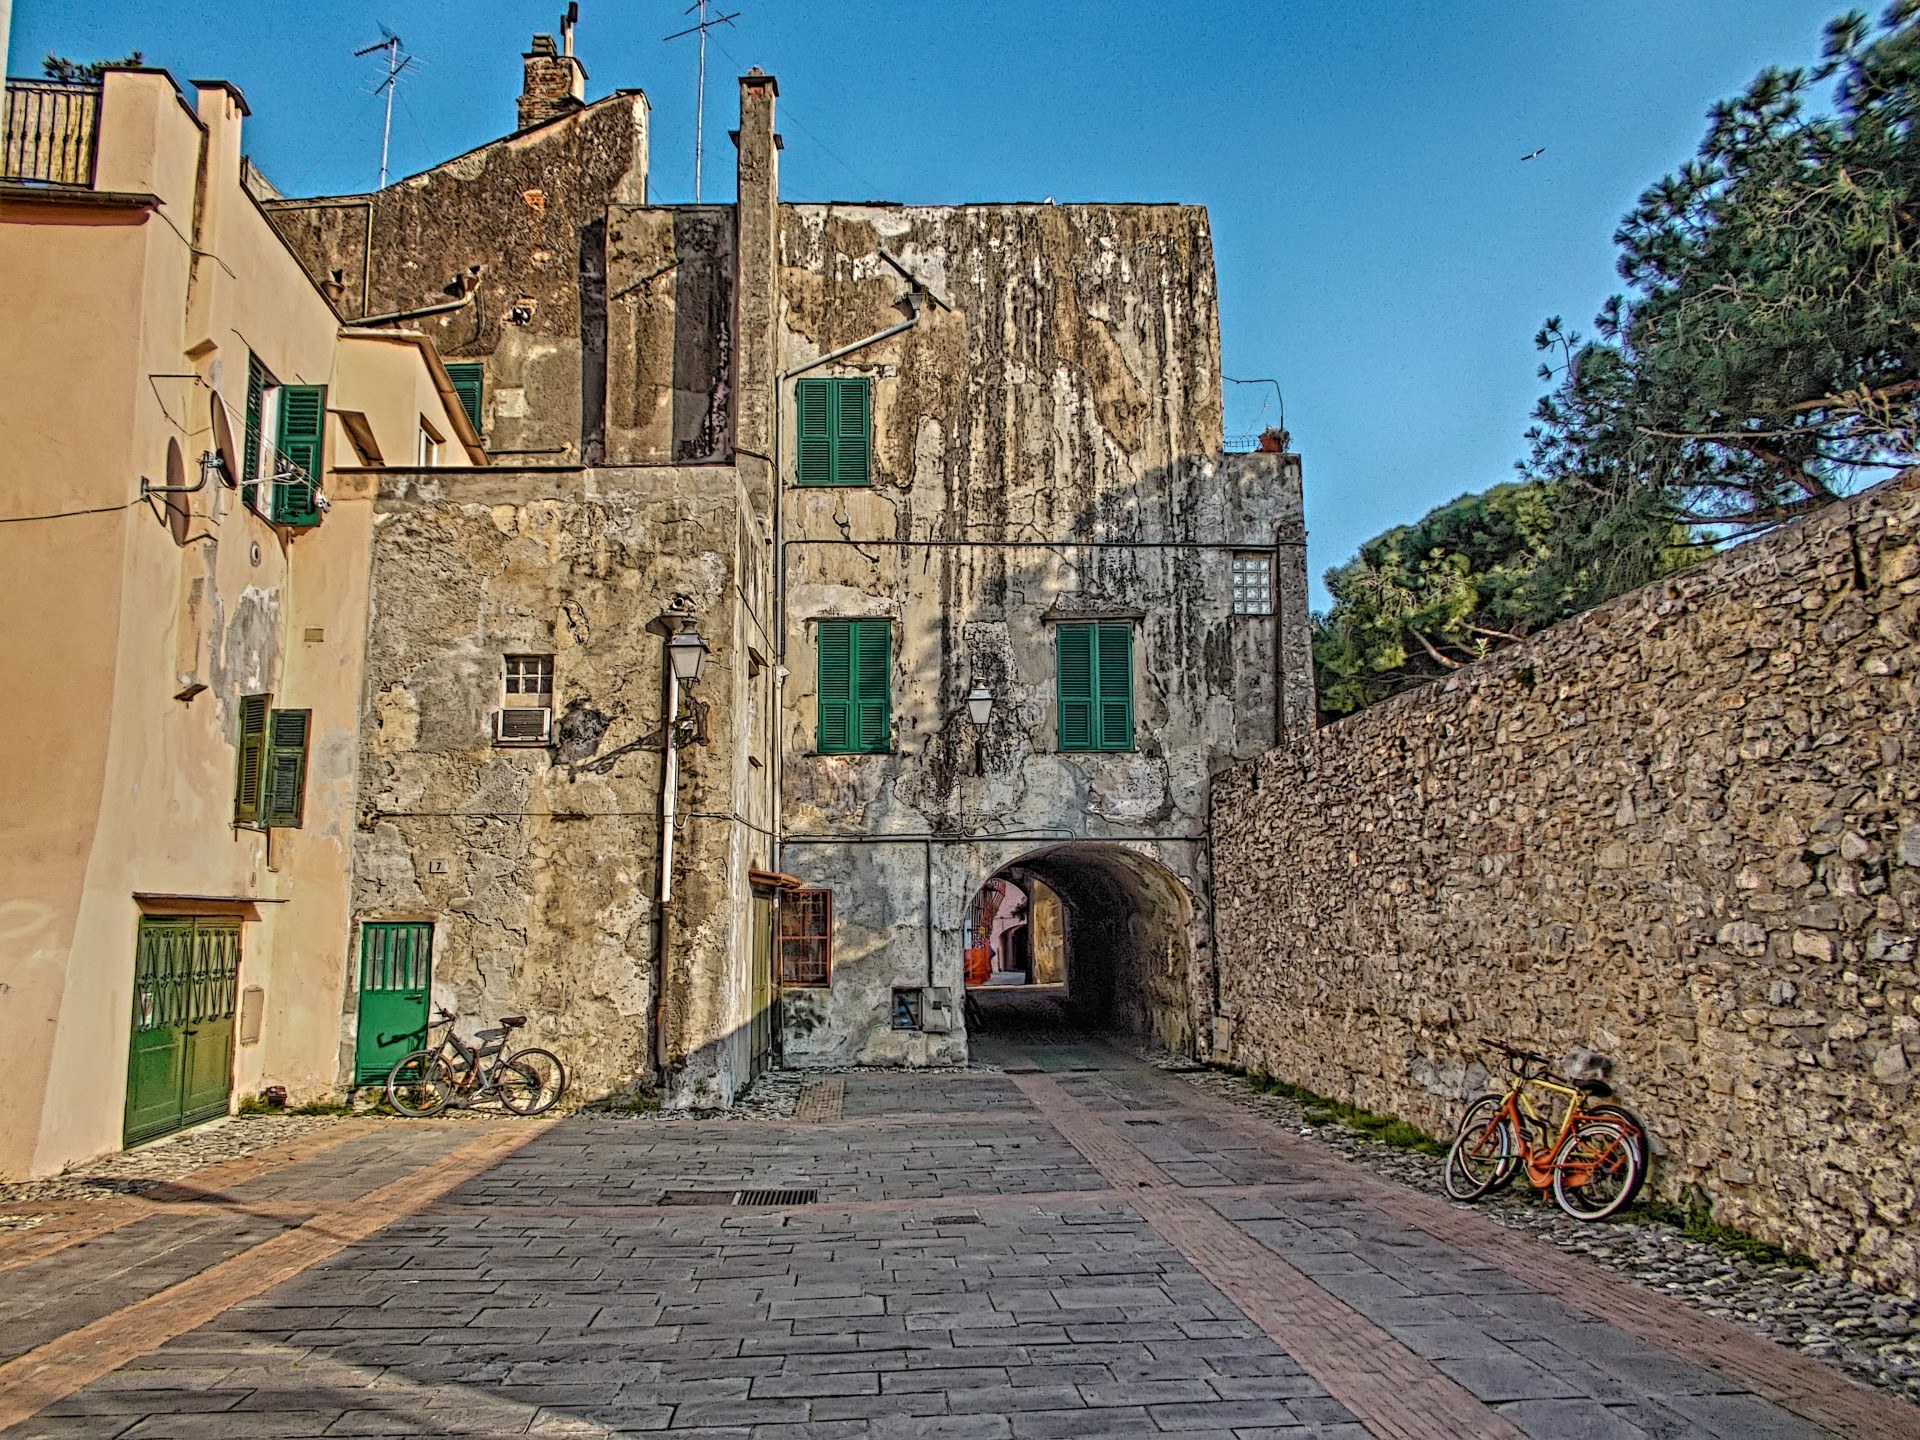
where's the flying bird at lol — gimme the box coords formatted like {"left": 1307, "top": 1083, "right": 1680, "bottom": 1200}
{"left": 1521, "top": 147, "right": 1547, "bottom": 162}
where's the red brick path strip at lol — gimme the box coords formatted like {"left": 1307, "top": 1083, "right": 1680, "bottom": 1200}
{"left": 1010, "top": 1070, "right": 1526, "bottom": 1440}
{"left": 0, "top": 1121, "right": 552, "bottom": 1433}
{"left": 794, "top": 1075, "right": 845, "bottom": 1121}
{"left": 1156, "top": 1067, "right": 1919, "bottom": 1440}
{"left": 0, "top": 1118, "right": 391, "bottom": 1276}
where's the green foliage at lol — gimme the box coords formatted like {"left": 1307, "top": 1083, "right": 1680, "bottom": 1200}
{"left": 1241, "top": 1070, "right": 1447, "bottom": 1156}
{"left": 1526, "top": 2, "right": 1920, "bottom": 537}
{"left": 1312, "top": 481, "right": 1686, "bottom": 718}
{"left": 41, "top": 52, "right": 144, "bottom": 83}
{"left": 1632, "top": 1188, "right": 1816, "bottom": 1267}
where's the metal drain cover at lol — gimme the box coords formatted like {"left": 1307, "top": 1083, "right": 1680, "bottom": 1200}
{"left": 659, "top": 1187, "right": 819, "bottom": 1208}
{"left": 929, "top": 1213, "right": 983, "bottom": 1225}
{"left": 659, "top": 1190, "right": 735, "bottom": 1206}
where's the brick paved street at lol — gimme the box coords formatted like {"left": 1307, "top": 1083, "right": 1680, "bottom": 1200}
{"left": 0, "top": 1028, "right": 1911, "bottom": 1439}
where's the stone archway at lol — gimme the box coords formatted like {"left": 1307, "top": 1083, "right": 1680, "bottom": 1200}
{"left": 963, "top": 842, "right": 1196, "bottom": 1053}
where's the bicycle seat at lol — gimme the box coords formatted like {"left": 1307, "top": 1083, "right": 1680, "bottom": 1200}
{"left": 1571, "top": 1078, "right": 1613, "bottom": 1097}
{"left": 500, "top": 1015, "right": 527, "bottom": 1028}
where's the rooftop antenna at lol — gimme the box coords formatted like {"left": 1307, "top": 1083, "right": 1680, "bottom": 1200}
{"left": 664, "top": 1, "right": 740, "bottom": 202}
{"left": 354, "top": 26, "right": 417, "bottom": 190}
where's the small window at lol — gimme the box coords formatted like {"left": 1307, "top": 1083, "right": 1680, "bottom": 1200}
{"left": 794, "top": 377, "right": 871, "bottom": 487}
{"left": 891, "top": 988, "right": 922, "bottom": 1030}
{"left": 778, "top": 889, "right": 831, "bottom": 987}
{"left": 504, "top": 655, "right": 554, "bottom": 698}
{"left": 1055, "top": 621, "right": 1134, "bottom": 752}
{"left": 234, "top": 694, "right": 310, "bottom": 828}
{"left": 417, "top": 417, "right": 445, "bottom": 467}
{"left": 1231, "top": 552, "right": 1273, "bottom": 615}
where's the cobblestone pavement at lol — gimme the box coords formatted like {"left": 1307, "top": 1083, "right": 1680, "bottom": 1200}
{"left": 0, "top": 1024, "right": 1913, "bottom": 1438}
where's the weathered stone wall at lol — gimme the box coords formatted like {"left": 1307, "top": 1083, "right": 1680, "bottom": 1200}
{"left": 352, "top": 464, "right": 771, "bottom": 1105}
{"left": 1213, "top": 479, "right": 1920, "bottom": 1292}
{"left": 266, "top": 93, "right": 648, "bottom": 463}
{"left": 774, "top": 202, "right": 1312, "bottom": 1064}
{"left": 604, "top": 205, "right": 733, "bottom": 465}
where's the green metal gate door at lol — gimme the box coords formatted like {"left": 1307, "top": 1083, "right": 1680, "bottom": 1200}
{"left": 125, "top": 919, "right": 240, "bottom": 1147}
{"left": 354, "top": 922, "right": 432, "bottom": 1083}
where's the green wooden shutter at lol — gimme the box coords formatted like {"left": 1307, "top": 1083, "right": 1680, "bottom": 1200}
{"left": 263, "top": 709, "right": 311, "bottom": 828}
{"left": 445, "top": 362, "right": 484, "bottom": 431}
{"left": 796, "top": 379, "right": 832, "bottom": 486}
{"left": 242, "top": 354, "right": 265, "bottom": 512}
{"left": 833, "top": 379, "right": 871, "bottom": 486}
{"left": 272, "top": 384, "right": 326, "bottom": 527}
{"left": 853, "top": 620, "right": 891, "bottom": 751}
{"left": 1096, "top": 622, "right": 1134, "bottom": 750}
{"left": 234, "top": 694, "right": 270, "bottom": 825}
{"left": 816, "top": 621, "right": 854, "bottom": 753}
{"left": 1056, "top": 624, "right": 1096, "bottom": 751}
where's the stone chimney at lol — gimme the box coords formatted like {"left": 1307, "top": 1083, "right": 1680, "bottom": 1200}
{"left": 733, "top": 68, "right": 779, "bottom": 511}
{"left": 518, "top": 27, "right": 586, "bottom": 132}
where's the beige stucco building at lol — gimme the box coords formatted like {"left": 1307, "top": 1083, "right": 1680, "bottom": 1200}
{"left": 0, "top": 68, "right": 479, "bottom": 1177}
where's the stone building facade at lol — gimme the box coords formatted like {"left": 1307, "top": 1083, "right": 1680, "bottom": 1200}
{"left": 1210, "top": 478, "right": 1920, "bottom": 1293}
{"left": 265, "top": 33, "right": 1310, "bottom": 1100}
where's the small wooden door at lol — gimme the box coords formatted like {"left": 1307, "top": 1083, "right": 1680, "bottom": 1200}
{"left": 749, "top": 889, "right": 775, "bottom": 1078}
{"left": 124, "top": 919, "right": 240, "bottom": 1146}
{"left": 354, "top": 922, "right": 433, "bottom": 1083}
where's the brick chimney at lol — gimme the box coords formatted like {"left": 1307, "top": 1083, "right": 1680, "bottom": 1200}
{"left": 518, "top": 22, "right": 586, "bottom": 132}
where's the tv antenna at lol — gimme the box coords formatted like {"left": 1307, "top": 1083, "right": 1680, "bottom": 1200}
{"left": 354, "top": 27, "right": 417, "bottom": 190}
{"left": 664, "top": 1, "right": 740, "bottom": 202}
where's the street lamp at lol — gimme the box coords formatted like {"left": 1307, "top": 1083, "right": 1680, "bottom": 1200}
{"left": 667, "top": 621, "right": 710, "bottom": 683}
{"left": 965, "top": 685, "right": 995, "bottom": 726}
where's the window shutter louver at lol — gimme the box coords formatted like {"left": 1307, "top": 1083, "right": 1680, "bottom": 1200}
{"left": 796, "top": 379, "right": 832, "bottom": 487}
{"left": 242, "top": 355, "right": 265, "bottom": 512}
{"left": 1056, "top": 624, "right": 1096, "bottom": 751}
{"left": 834, "top": 379, "right": 871, "bottom": 486}
{"left": 816, "top": 622, "right": 854, "bottom": 754}
{"left": 445, "top": 363, "right": 484, "bottom": 431}
{"left": 1096, "top": 622, "right": 1134, "bottom": 750}
{"left": 263, "top": 709, "right": 311, "bottom": 828}
{"left": 853, "top": 620, "right": 891, "bottom": 751}
{"left": 234, "top": 694, "right": 270, "bottom": 825}
{"left": 272, "top": 385, "right": 326, "bottom": 526}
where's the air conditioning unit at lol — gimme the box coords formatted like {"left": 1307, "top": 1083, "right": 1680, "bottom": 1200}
{"left": 492, "top": 707, "right": 552, "bottom": 745}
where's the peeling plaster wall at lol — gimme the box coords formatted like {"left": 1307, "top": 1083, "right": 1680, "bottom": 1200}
{"left": 604, "top": 206, "right": 734, "bottom": 465}
{"left": 354, "top": 465, "right": 770, "bottom": 1106}
{"left": 773, "top": 203, "right": 1311, "bottom": 1064}
{"left": 266, "top": 94, "right": 649, "bottom": 463}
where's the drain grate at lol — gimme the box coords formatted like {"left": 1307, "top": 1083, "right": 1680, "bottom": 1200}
{"left": 659, "top": 1187, "right": 820, "bottom": 1208}
{"left": 929, "top": 1213, "right": 983, "bottom": 1226}
{"left": 735, "top": 1188, "right": 818, "bottom": 1207}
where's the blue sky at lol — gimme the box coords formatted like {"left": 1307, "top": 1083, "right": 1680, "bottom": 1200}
{"left": 12, "top": 1, "right": 1848, "bottom": 605}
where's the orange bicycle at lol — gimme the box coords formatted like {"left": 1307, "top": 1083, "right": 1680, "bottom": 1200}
{"left": 1443, "top": 1040, "right": 1646, "bottom": 1221}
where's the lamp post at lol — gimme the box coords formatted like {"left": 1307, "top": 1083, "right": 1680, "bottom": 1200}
{"left": 654, "top": 614, "right": 710, "bottom": 1087}
{"left": 965, "top": 684, "right": 995, "bottom": 773}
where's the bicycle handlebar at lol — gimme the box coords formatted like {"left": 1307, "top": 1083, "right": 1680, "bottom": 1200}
{"left": 1487, "top": 1039, "right": 1552, "bottom": 1072}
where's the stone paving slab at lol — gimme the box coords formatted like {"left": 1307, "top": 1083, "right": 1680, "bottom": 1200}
{"left": 1, "top": 1035, "right": 1913, "bottom": 1439}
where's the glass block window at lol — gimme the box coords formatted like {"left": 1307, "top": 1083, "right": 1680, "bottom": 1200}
{"left": 1231, "top": 552, "right": 1274, "bottom": 615}
{"left": 505, "top": 655, "right": 554, "bottom": 697}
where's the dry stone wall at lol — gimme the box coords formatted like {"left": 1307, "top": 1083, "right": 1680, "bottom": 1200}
{"left": 1212, "top": 479, "right": 1920, "bottom": 1293}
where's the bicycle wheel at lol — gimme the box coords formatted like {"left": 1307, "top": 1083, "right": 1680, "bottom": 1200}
{"left": 1443, "top": 1095, "right": 1517, "bottom": 1200}
{"left": 385, "top": 1050, "right": 455, "bottom": 1117}
{"left": 1552, "top": 1120, "right": 1643, "bottom": 1221}
{"left": 496, "top": 1048, "right": 566, "bottom": 1116}
{"left": 1583, "top": 1102, "right": 1649, "bottom": 1205}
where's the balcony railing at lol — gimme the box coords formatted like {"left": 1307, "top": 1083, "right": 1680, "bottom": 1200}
{"left": 2, "top": 79, "right": 100, "bottom": 187}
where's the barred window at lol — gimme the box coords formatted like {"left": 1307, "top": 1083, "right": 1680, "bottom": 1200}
{"left": 504, "top": 655, "right": 554, "bottom": 697}
{"left": 778, "top": 889, "right": 832, "bottom": 987}
{"left": 1231, "top": 552, "right": 1273, "bottom": 615}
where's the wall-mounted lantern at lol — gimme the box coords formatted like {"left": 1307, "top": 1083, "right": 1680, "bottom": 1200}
{"left": 965, "top": 685, "right": 995, "bottom": 727}
{"left": 667, "top": 621, "right": 711, "bottom": 683}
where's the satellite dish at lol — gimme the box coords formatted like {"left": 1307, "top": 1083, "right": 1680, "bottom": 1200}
{"left": 210, "top": 391, "right": 240, "bottom": 488}
{"left": 164, "top": 438, "right": 192, "bottom": 545}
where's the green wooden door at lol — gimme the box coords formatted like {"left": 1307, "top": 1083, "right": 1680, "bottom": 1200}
{"left": 749, "top": 890, "right": 775, "bottom": 1078}
{"left": 354, "top": 923, "right": 433, "bottom": 1083}
{"left": 125, "top": 919, "right": 240, "bottom": 1147}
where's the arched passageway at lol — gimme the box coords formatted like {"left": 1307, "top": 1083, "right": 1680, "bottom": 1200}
{"left": 963, "top": 843, "right": 1196, "bottom": 1053}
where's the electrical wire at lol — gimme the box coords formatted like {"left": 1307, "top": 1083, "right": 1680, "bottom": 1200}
{"left": 0, "top": 498, "right": 145, "bottom": 525}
